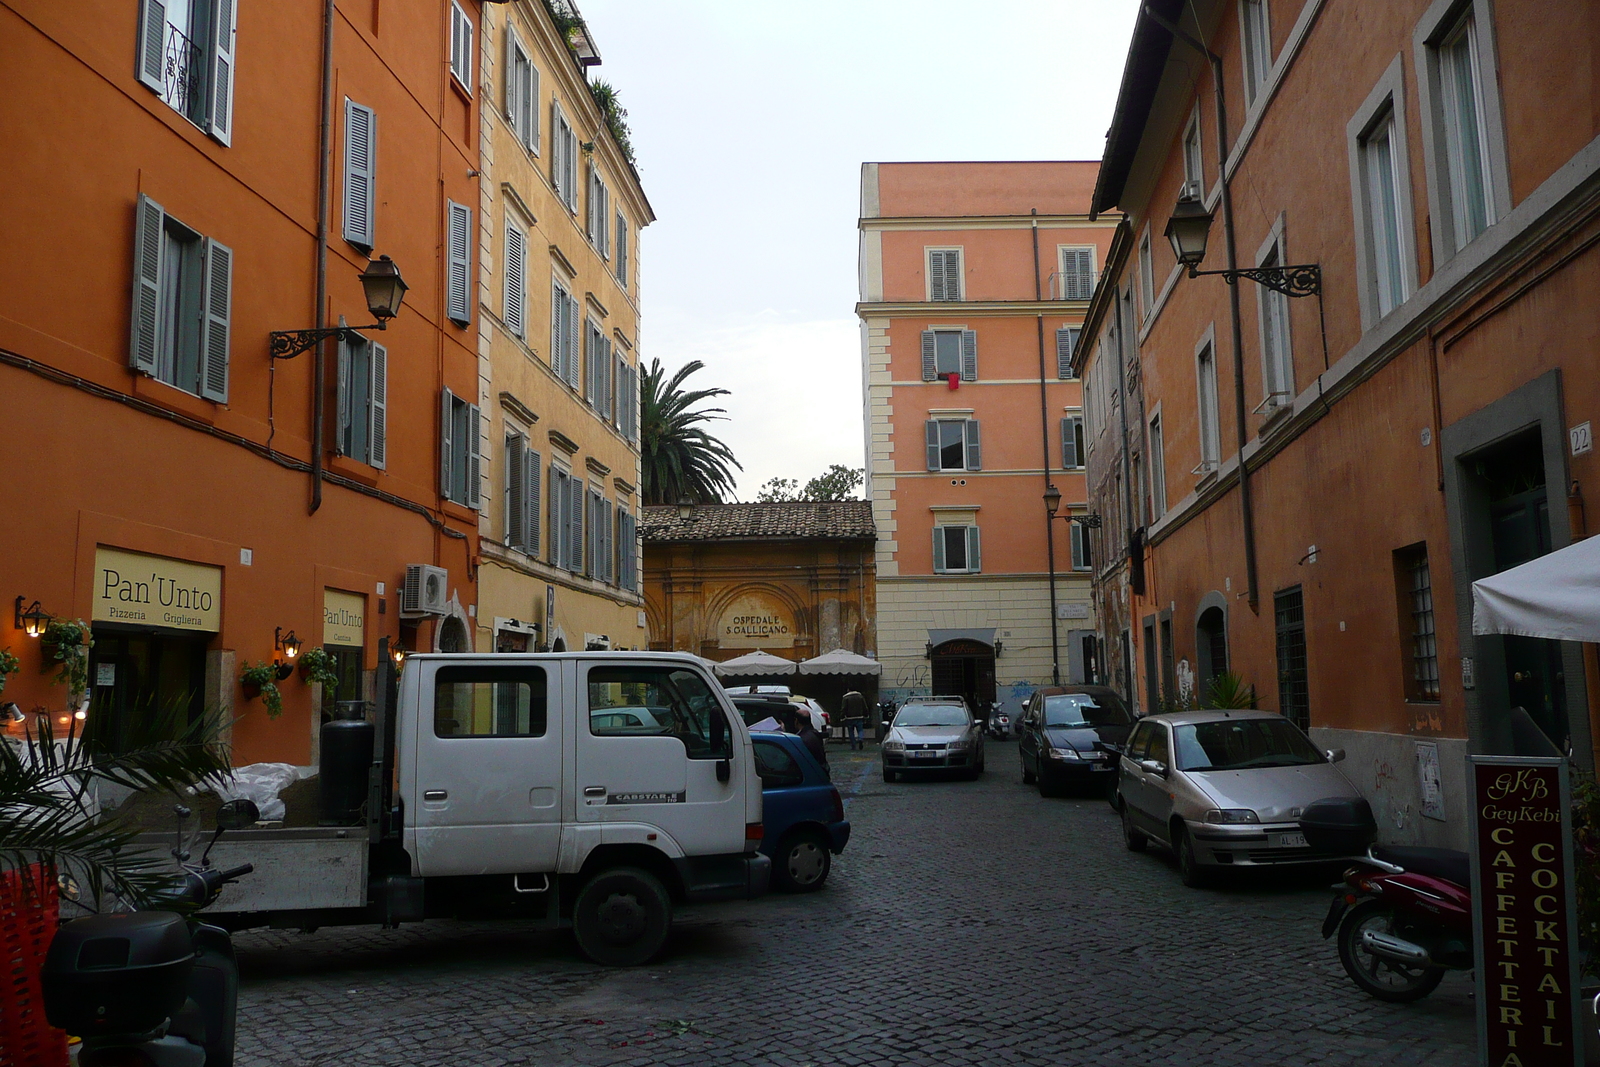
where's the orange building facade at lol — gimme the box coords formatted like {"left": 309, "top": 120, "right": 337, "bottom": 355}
{"left": 0, "top": 1, "right": 489, "bottom": 765}
{"left": 858, "top": 162, "right": 1114, "bottom": 716}
{"left": 1080, "top": 0, "right": 1600, "bottom": 849}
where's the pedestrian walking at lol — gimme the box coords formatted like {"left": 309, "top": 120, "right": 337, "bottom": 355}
{"left": 840, "top": 689, "right": 868, "bottom": 750}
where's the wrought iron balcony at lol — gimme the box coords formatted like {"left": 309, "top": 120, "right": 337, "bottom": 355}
{"left": 161, "top": 23, "right": 204, "bottom": 120}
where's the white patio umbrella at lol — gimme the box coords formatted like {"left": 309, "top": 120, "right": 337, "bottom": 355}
{"left": 1472, "top": 535, "right": 1600, "bottom": 642}
{"left": 712, "top": 650, "right": 797, "bottom": 677}
{"left": 798, "top": 648, "right": 883, "bottom": 676}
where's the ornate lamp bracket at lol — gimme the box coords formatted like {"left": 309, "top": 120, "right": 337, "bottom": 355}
{"left": 1190, "top": 262, "right": 1322, "bottom": 298}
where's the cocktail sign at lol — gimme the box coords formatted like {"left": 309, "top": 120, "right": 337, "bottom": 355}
{"left": 1471, "top": 756, "right": 1581, "bottom": 1067}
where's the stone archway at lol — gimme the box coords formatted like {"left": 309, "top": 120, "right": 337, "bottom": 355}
{"left": 704, "top": 581, "right": 809, "bottom": 656}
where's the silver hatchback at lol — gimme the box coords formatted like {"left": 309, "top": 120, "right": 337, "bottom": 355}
{"left": 1116, "top": 710, "right": 1362, "bottom": 887}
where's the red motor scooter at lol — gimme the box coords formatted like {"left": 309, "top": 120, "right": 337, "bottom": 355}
{"left": 1299, "top": 797, "right": 1473, "bottom": 1002}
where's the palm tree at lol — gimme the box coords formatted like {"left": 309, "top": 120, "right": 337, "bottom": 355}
{"left": 640, "top": 357, "right": 742, "bottom": 504}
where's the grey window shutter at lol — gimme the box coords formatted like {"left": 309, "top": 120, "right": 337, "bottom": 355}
{"left": 526, "top": 63, "right": 538, "bottom": 153}
{"left": 1061, "top": 417, "right": 1076, "bottom": 469}
{"left": 343, "top": 101, "right": 375, "bottom": 247}
{"left": 616, "top": 216, "right": 628, "bottom": 285}
{"left": 583, "top": 323, "right": 594, "bottom": 405}
{"left": 199, "top": 238, "right": 231, "bottom": 402}
{"left": 207, "top": 0, "right": 236, "bottom": 144}
{"left": 369, "top": 341, "right": 387, "bottom": 468}
{"left": 335, "top": 335, "right": 351, "bottom": 454}
{"left": 506, "top": 434, "right": 526, "bottom": 548}
{"left": 465, "top": 402, "right": 482, "bottom": 509}
{"left": 601, "top": 338, "right": 613, "bottom": 420}
{"left": 570, "top": 478, "right": 585, "bottom": 573}
{"left": 925, "top": 420, "right": 940, "bottom": 471}
{"left": 548, "top": 466, "right": 563, "bottom": 565}
{"left": 130, "top": 194, "right": 165, "bottom": 373}
{"left": 1056, "top": 328, "right": 1074, "bottom": 379}
{"left": 565, "top": 298, "right": 580, "bottom": 389}
{"left": 504, "top": 223, "right": 525, "bottom": 338}
{"left": 961, "top": 330, "right": 977, "bottom": 382}
{"left": 550, "top": 102, "right": 563, "bottom": 197}
{"left": 550, "top": 280, "right": 563, "bottom": 376}
{"left": 136, "top": 0, "right": 167, "bottom": 92}
{"left": 504, "top": 29, "right": 521, "bottom": 141}
{"left": 921, "top": 330, "right": 936, "bottom": 381}
{"left": 526, "top": 446, "right": 541, "bottom": 557}
{"left": 1064, "top": 248, "right": 1094, "bottom": 300}
{"left": 968, "top": 526, "right": 982, "bottom": 572}
{"left": 440, "top": 388, "right": 455, "bottom": 500}
{"left": 964, "top": 419, "right": 982, "bottom": 471}
{"left": 447, "top": 201, "right": 471, "bottom": 325}
{"left": 614, "top": 352, "right": 625, "bottom": 428}
{"left": 932, "top": 527, "right": 946, "bottom": 573}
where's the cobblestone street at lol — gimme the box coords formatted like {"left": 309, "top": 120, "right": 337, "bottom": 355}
{"left": 233, "top": 743, "right": 1475, "bottom": 1066}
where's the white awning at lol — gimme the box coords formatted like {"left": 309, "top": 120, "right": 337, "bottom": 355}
{"left": 712, "top": 650, "right": 798, "bottom": 677}
{"left": 797, "top": 648, "right": 883, "bottom": 676}
{"left": 1472, "top": 535, "right": 1600, "bottom": 643}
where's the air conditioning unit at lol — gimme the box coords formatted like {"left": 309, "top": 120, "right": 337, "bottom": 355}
{"left": 401, "top": 564, "right": 450, "bottom": 617}
{"left": 1182, "top": 180, "right": 1203, "bottom": 202}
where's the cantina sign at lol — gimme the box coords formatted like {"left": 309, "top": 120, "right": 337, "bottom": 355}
{"left": 92, "top": 546, "right": 222, "bottom": 633}
{"left": 1471, "top": 756, "right": 1581, "bottom": 1067}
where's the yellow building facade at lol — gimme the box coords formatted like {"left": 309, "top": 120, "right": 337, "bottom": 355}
{"left": 473, "top": 1, "right": 654, "bottom": 653}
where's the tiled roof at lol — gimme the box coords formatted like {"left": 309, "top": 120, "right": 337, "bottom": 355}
{"left": 641, "top": 501, "right": 876, "bottom": 543}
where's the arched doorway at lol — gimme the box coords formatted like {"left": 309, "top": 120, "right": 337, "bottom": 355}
{"left": 437, "top": 616, "right": 469, "bottom": 652}
{"left": 1196, "top": 606, "right": 1228, "bottom": 696}
{"left": 930, "top": 638, "right": 996, "bottom": 711}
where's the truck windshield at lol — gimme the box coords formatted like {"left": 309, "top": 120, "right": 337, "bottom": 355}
{"left": 588, "top": 665, "right": 732, "bottom": 759}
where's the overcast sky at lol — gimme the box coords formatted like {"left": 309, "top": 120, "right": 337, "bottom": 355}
{"left": 580, "top": 1, "right": 1141, "bottom": 499}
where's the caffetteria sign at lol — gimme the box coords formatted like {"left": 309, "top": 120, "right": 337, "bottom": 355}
{"left": 92, "top": 546, "right": 222, "bottom": 633}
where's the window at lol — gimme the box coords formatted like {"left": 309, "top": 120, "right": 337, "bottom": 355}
{"left": 550, "top": 279, "right": 580, "bottom": 387}
{"left": 1195, "top": 339, "right": 1220, "bottom": 471}
{"left": 1181, "top": 108, "right": 1204, "bottom": 199}
{"left": 129, "top": 194, "right": 231, "bottom": 402}
{"left": 135, "top": 0, "right": 235, "bottom": 143}
{"left": 616, "top": 507, "right": 638, "bottom": 592}
{"left": 1059, "top": 247, "right": 1096, "bottom": 300}
{"left": 342, "top": 100, "right": 376, "bottom": 248}
{"left": 1240, "top": 0, "right": 1271, "bottom": 105}
{"left": 503, "top": 432, "right": 541, "bottom": 555}
{"left": 1274, "top": 585, "right": 1309, "bottom": 731}
{"left": 1361, "top": 108, "right": 1409, "bottom": 316}
{"left": 752, "top": 738, "right": 803, "bottom": 787}
{"left": 1148, "top": 414, "right": 1167, "bottom": 520}
{"left": 1055, "top": 327, "right": 1079, "bottom": 379}
{"left": 446, "top": 201, "right": 472, "bottom": 325}
{"left": 587, "top": 167, "right": 611, "bottom": 258}
{"left": 337, "top": 332, "right": 386, "bottom": 468}
{"left": 1394, "top": 544, "right": 1440, "bottom": 702}
{"left": 925, "top": 419, "right": 981, "bottom": 472}
{"left": 440, "top": 387, "right": 481, "bottom": 508}
{"left": 502, "top": 219, "right": 527, "bottom": 338}
{"left": 449, "top": 2, "right": 473, "bottom": 92}
{"left": 927, "top": 249, "right": 962, "bottom": 301}
{"left": 920, "top": 329, "right": 976, "bottom": 382}
{"left": 548, "top": 464, "right": 584, "bottom": 572}
{"left": 1438, "top": 13, "right": 1493, "bottom": 249}
{"left": 932, "top": 524, "right": 981, "bottom": 574}
{"left": 435, "top": 665, "right": 548, "bottom": 738}
{"left": 504, "top": 27, "right": 537, "bottom": 152}
{"left": 585, "top": 320, "right": 612, "bottom": 416}
{"left": 1070, "top": 520, "right": 1092, "bottom": 571}
{"left": 586, "top": 665, "right": 731, "bottom": 760}
{"left": 551, "top": 103, "right": 578, "bottom": 213}
{"left": 615, "top": 212, "right": 629, "bottom": 287}
{"left": 1061, "top": 415, "right": 1084, "bottom": 470}
{"left": 1138, "top": 231, "right": 1154, "bottom": 320}
{"left": 612, "top": 355, "right": 638, "bottom": 443}
{"left": 586, "top": 488, "right": 614, "bottom": 583}
{"left": 1257, "top": 240, "right": 1293, "bottom": 406}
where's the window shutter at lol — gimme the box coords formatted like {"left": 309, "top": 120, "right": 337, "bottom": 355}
{"left": 616, "top": 215, "right": 628, "bottom": 285}
{"left": 585, "top": 164, "right": 596, "bottom": 242}
{"left": 526, "top": 62, "right": 538, "bottom": 153}
{"left": 925, "top": 420, "right": 940, "bottom": 471}
{"left": 929, "top": 250, "right": 959, "bottom": 301}
{"left": 525, "top": 446, "right": 541, "bottom": 557}
{"left": 504, "top": 28, "right": 519, "bottom": 139}
{"left": 964, "top": 419, "right": 982, "bottom": 471}
{"left": 343, "top": 101, "right": 375, "bottom": 247}
{"left": 465, "top": 402, "right": 482, "bottom": 509}
{"left": 136, "top": 0, "right": 167, "bottom": 92}
{"left": 601, "top": 338, "right": 613, "bottom": 420}
{"left": 506, "top": 434, "right": 526, "bottom": 548}
{"left": 440, "top": 388, "right": 455, "bottom": 500}
{"left": 1060, "top": 417, "right": 1076, "bottom": 469}
{"left": 504, "top": 223, "right": 525, "bottom": 338}
{"left": 369, "top": 341, "right": 387, "bottom": 469}
{"left": 967, "top": 526, "right": 982, "bottom": 572}
{"left": 1064, "top": 248, "right": 1094, "bottom": 300}
{"left": 207, "top": 0, "right": 236, "bottom": 144}
{"left": 447, "top": 201, "right": 471, "bottom": 325}
{"left": 550, "top": 102, "right": 563, "bottom": 197}
{"left": 199, "top": 238, "right": 231, "bottom": 402}
{"left": 549, "top": 466, "right": 564, "bottom": 566}
{"left": 569, "top": 477, "right": 584, "bottom": 572}
{"left": 565, "top": 297, "right": 580, "bottom": 388}
{"left": 960, "top": 330, "right": 977, "bottom": 382}
{"left": 583, "top": 322, "right": 594, "bottom": 405}
{"left": 130, "top": 194, "right": 164, "bottom": 373}
{"left": 932, "top": 527, "right": 946, "bottom": 573}
{"left": 550, "top": 280, "right": 563, "bottom": 377}
{"left": 1056, "top": 328, "right": 1075, "bottom": 379}
{"left": 921, "top": 330, "right": 936, "bottom": 381}
{"left": 335, "top": 335, "right": 351, "bottom": 454}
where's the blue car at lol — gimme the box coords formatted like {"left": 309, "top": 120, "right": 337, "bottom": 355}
{"left": 750, "top": 731, "right": 851, "bottom": 892}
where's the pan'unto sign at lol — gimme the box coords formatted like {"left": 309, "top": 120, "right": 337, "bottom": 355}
{"left": 92, "top": 546, "right": 222, "bottom": 633}
{"left": 717, "top": 593, "right": 794, "bottom": 649}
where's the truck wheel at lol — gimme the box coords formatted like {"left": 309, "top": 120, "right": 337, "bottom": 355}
{"left": 572, "top": 867, "right": 671, "bottom": 967}
{"left": 773, "top": 830, "right": 831, "bottom": 893}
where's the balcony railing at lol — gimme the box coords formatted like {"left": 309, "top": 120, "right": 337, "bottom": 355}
{"left": 161, "top": 23, "right": 205, "bottom": 120}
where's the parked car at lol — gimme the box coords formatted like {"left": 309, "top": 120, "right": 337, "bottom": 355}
{"left": 881, "top": 701, "right": 985, "bottom": 781}
{"left": 1017, "top": 686, "right": 1133, "bottom": 797}
{"left": 750, "top": 730, "right": 850, "bottom": 891}
{"left": 1116, "top": 710, "right": 1363, "bottom": 887}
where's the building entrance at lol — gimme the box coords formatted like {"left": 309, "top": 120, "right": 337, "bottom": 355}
{"left": 929, "top": 639, "right": 996, "bottom": 712}
{"left": 86, "top": 628, "right": 208, "bottom": 753}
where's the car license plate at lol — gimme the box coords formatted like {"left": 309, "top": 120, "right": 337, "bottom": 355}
{"left": 910, "top": 751, "right": 938, "bottom": 760}
{"left": 1277, "top": 832, "right": 1308, "bottom": 848}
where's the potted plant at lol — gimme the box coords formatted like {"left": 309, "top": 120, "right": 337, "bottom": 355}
{"left": 41, "top": 618, "right": 92, "bottom": 709}
{"left": 239, "top": 662, "right": 283, "bottom": 718}
{"left": 298, "top": 646, "right": 340, "bottom": 690}
{"left": 0, "top": 647, "right": 18, "bottom": 698}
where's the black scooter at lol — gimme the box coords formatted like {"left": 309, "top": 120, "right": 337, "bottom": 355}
{"left": 43, "top": 798, "right": 259, "bottom": 1067}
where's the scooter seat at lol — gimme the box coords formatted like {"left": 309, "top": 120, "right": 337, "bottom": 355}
{"left": 166, "top": 997, "right": 207, "bottom": 1046}
{"left": 1371, "top": 845, "right": 1469, "bottom": 888}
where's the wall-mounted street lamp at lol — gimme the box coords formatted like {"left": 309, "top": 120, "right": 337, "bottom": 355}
{"left": 14, "top": 597, "right": 49, "bottom": 637}
{"left": 1043, "top": 485, "right": 1102, "bottom": 528}
{"left": 269, "top": 256, "right": 410, "bottom": 360}
{"left": 391, "top": 642, "right": 408, "bottom": 667}
{"left": 676, "top": 498, "right": 699, "bottom": 522}
{"left": 1164, "top": 196, "right": 1322, "bottom": 298}
{"left": 274, "top": 627, "right": 302, "bottom": 680}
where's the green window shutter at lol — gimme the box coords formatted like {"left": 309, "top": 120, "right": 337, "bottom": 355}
{"left": 206, "top": 0, "right": 236, "bottom": 144}
{"left": 968, "top": 526, "right": 982, "bottom": 572}
{"left": 964, "top": 419, "right": 981, "bottom": 471}
{"left": 932, "top": 527, "right": 946, "bottom": 573}
{"left": 447, "top": 201, "right": 471, "bottom": 325}
{"left": 136, "top": 0, "right": 167, "bottom": 93}
{"left": 506, "top": 433, "right": 526, "bottom": 548}
{"left": 503, "top": 223, "right": 525, "bottom": 338}
{"left": 130, "top": 194, "right": 164, "bottom": 374}
{"left": 526, "top": 446, "right": 541, "bottom": 557}
{"left": 925, "top": 420, "right": 940, "bottom": 471}
{"left": 199, "top": 238, "right": 231, "bottom": 402}
{"left": 369, "top": 342, "right": 387, "bottom": 469}
{"left": 960, "top": 330, "right": 977, "bottom": 382}
{"left": 465, "top": 402, "right": 482, "bottom": 509}
{"left": 343, "top": 100, "right": 375, "bottom": 247}
{"left": 335, "top": 333, "right": 351, "bottom": 455}
{"left": 440, "top": 388, "right": 455, "bottom": 500}
{"left": 921, "top": 330, "right": 936, "bottom": 381}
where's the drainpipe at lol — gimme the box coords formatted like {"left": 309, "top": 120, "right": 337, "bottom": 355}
{"left": 311, "top": 0, "right": 335, "bottom": 513}
{"left": 1033, "top": 210, "right": 1062, "bottom": 686}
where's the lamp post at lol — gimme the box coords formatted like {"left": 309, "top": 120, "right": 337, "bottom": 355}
{"left": 1164, "top": 197, "right": 1322, "bottom": 296}
{"left": 269, "top": 256, "right": 410, "bottom": 360}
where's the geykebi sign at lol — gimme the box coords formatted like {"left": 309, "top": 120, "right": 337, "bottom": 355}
{"left": 1470, "top": 755, "right": 1581, "bottom": 1066}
